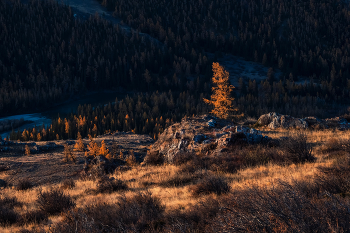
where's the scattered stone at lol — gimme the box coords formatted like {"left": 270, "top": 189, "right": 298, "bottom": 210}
{"left": 207, "top": 119, "right": 217, "bottom": 128}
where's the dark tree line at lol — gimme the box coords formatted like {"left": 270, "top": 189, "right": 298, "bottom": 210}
{"left": 9, "top": 90, "right": 210, "bottom": 141}
{"left": 8, "top": 79, "right": 339, "bottom": 142}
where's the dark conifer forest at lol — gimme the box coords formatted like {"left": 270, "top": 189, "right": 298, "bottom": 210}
{"left": 2, "top": 0, "right": 350, "bottom": 140}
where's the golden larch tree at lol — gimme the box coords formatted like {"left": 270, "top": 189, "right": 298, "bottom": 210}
{"left": 63, "top": 143, "right": 76, "bottom": 163}
{"left": 204, "top": 62, "right": 237, "bottom": 119}
{"left": 87, "top": 134, "right": 99, "bottom": 157}
{"left": 99, "top": 140, "right": 110, "bottom": 158}
{"left": 24, "top": 145, "right": 31, "bottom": 155}
{"left": 74, "top": 132, "right": 85, "bottom": 152}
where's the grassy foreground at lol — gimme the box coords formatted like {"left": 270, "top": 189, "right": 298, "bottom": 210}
{"left": 1, "top": 128, "right": 350, "bottom": 232}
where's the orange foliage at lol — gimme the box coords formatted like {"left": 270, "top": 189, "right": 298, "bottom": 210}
{"left": 204, "top": 62, "right": 238, "bottom": 119}
{"left": 99, "top": 140, "right": 110, "bottom": 158}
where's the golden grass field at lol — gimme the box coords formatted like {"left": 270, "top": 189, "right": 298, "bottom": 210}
{"left": 1, "top": 128, "right": 349, "bottom": 232}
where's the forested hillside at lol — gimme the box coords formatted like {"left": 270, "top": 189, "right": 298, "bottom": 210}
{"left": 0, "top": 0, "right": 211, "bottom": 116}
{"left": 2, "top": 0, "right": 350, "bottom": 140}
{"left": 102, "top": 0, "right": 350, "bottom": 82}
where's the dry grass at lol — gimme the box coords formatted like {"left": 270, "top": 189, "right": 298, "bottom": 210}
{"left": 261, "top": 128, "right": 350, "bottom": 144}
{"left": 1, "top": 128, "right": 350, "bottom": 232}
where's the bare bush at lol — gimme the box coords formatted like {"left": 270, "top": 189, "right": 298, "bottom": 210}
{"left": 95, "top": 177, "right": 128, "bottom": 194}
{"left": 173, "top": 151, "right": 194, "bottom": 165}
{"left": 280, "top": 133, "right": 315, "bottom": 163}
{"left": 0, "top": 197, "right": 22, "bottom": 209}
{"left": 37, "top": 189, "right": 75, "bottom": 215}
{"left": 322, "top": 137, "right": 344, "bottom": 152}
{"left": 212, "top": 183, "right": 350, "bottom": 232}
{"left": 316, "top": 156, "right": 350, "bottom": 195}
{"left": 18, "top": 210, "right": 47, "bottom": 226}
{"left": 16, "top": 179, "right": 34, "bottom": 191}
{"left": 159, "top": 172, "right": 202, "bottom": 187}
{"left": 51, "top": 192, "right": 164, "bottom": 232}
{"left": 0, "top": 196, "right": 21, "bottom": 226}
{"left": 0, "top": 165, "right": 8, "bottom": 172}
{"left": 164, "top": 198, "right": 220, "bottom": 232}
{"left": 0, "top": 207, "right": 18, "bottom": 226}
{"left": 190, "top": 176, "right": 230, "bottom": 196}
{"left": 143, "top": 150, "right": 164, "bottom": 165}
{"left": 60, "top": 179, "right": 75, "bottom": 190}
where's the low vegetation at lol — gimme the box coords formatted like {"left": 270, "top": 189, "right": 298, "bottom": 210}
{"left": 1, "top": 128, "right": 350, "bottom": 232}
{"left": 36, "top": 190, "right": 75, "bottom": 215}
{"left": 16, "top": 179, "right": 34, "bottom": 191}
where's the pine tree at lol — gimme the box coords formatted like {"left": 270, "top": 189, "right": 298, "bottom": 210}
{"left": 25, "top": 145, "right": 31, "bottom": 155}
{"left": 204, "top": 62, "right": 238, "bottom": 119}
{"left": 64, "top": 143, "right": 76, "bottom": 163}
{"left": 87, "top": 135, "right": 99, "bottom": 157}
{"left": 126, "top": 150, "right": 137, "bottom": 166}
{"left": 99, "top": 140, "right": 110, "bottom": 158}
{"left": 74, "top": 132, "right": 85, "bottom": 152}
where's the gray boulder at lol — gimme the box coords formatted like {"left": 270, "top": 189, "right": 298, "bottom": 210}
{"left": 258, "top": 112, "right": 308, "bottom": 129}
{"left": 193, "top": 134, "right": 207, "bottom": 143}
{"left": 207, "top": 119, "right": 217, "bottom": 128}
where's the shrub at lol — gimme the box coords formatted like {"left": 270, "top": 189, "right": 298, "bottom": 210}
{"left": 0, "top": 165, "right": 8, "bottom": 172}
{"left": 322, "top": 137, "right": 343, "bottom": 153}
{"left": 125, "top": 152, "right": 137, "bottom": 166}
{"left": 164, "top": 198, "right": 220, "bottom": 232}
{"left": 36, "top": 189, "right": 75, "bottom": 215}
{"left": 63, "top": 144, "right": 76, "bottom": 163}
{"left": 159, "top": 172, "right": 201, "bottom": 187}
{"left": 280, "top": 133, "right": 315, "bottom": 163}
{"left": 16, "top": 179, "right": 34, "bottom": 191}
{"left": 180, "top": 155, "right": 207, "bottom": 173}
{"left": 51, "top": 192, "right": 164, "bottom": 232}
{"left": 0, "top": 197, "right": 20, "bottom": 226}
{"left": 0, "top": 197, "right": 22, "bottom": 209}
{"left": 60, "top": 179, "right": 75, "bottom": 190}
{"left": 173, "top": 151, "right": 194, "bottom": 165}
{"left": 190, "top": 176, "right": 230, "bottom": 196}
{"left": 316, "top": 156, "right": 350, "bottom": 195}
{"left": 212, "top": 183, "right": 350, "bottom": 232}
{"left": 0, "top": 207, "right": 18, "bottom": 226}
{"left": 206, "top": 155, "right": 244, "bottom": 173}
{"left": 95, "top": 177, "right": 128, "bottom": 194}
{"left": 18, "top": 210, "right": 47, "bottom": 225}
{"left": 143, "top": 150, "right": 164, "bottom": 165}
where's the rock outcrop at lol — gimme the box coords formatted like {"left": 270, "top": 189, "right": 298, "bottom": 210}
{"left": 257, "top": 112, "right": 308, "bottom": 129}
{"left": 151, "top": 115, "right": 270, "bottom": 163}
{"left": 257, "top": 112, "right": 350, "bottom": 130}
